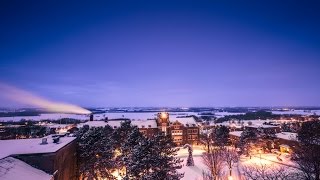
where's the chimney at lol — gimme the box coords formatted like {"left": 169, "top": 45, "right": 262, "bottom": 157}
{"left": 90, "top": 114, "right": 94, "bottom": 121}
{"left": 53, "top": 137, "right": 60, "bottom": 143}
{"left": 41, "top": 138, "right": 48, "bottom": 145}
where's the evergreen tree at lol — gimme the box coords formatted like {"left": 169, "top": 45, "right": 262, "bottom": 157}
{"left": 142, "top": 134, "right": 184, "bottom": 180}
{"left": 183, "top": 144, "right": 194, "bottom": 166}
{"left": 122, "top": 127, "right": 146, "bottom": 179}
{"left": 77, "top": 126, "right": 116, "bottom": 180}
{"left": 124, "top": 134, "right": 154, "bottom": 179}
{"left": 293, "top": 121, "right": 320, "bottom": 180}
{"left": 212, "top": 125, "right": 229, "bottom": 146}
{"left": 113, "top": 120, "right": 139, "bottom": 173}
{"left": 239, "top": 128, "right": 257, "bottom": 155}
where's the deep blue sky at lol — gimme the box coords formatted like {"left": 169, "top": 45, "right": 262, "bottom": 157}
{"left": 1, "top": 0, "right": 320, "bottom": 107}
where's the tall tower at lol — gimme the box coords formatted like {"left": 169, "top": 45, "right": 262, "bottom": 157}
{"left": 157, "top": 112, "right": 170, "bottom": 135}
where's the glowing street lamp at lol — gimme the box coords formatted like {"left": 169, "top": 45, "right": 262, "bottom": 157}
{"left": 160, "top": 112, "right": 168, "bottom": 119}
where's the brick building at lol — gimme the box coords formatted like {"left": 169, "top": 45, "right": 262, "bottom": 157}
{"left": 0, "top": 135, "right": 77, "bottom": 180}
{"left": 78, "top": 112, "right": 200, "bottom": 146}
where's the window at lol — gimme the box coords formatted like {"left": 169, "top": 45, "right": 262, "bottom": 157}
{"left": 139, "top": 130, "right": 147, "bottom": 135}
{"left": 188, "top": 135, "right": 198, "bottom": 140}
{"left": 187, "top": 129, "right": 198, "bottom": 134}
{"left": 173, "top": 136, "right": 182, "bottom": 142}
{"left": 141, "top": 125, "right": 145, "bottom": 128}
{"left": 171, "top": 130, "right": 183, "bottom": 135}
{"left": 148, "top": 125, "right": 151, "bottom": 128}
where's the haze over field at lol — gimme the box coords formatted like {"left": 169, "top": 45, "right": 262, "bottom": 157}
{"left": 0, "top": 83, "right": 91, "bottom": 114}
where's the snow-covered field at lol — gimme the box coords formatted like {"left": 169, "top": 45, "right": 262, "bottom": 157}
{"left": 176, "top": 147, "right": 298, "bottom": 180}
{"left": 213, "top": 112, "right": 246, "bottom": 117}
{"left": 271, "top": 110, "right": 320, "bottom": 115}
{"left": 1, "top": 109, "right": 319, "bottom": 122}
{"left": 0, "top": 112, "right": 199, "bottom": 122}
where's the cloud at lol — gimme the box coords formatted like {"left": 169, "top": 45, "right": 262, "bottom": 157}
{"left": 0, "top": 83, "right": 91, "bottom": 114}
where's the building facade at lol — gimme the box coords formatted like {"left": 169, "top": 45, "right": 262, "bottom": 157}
{"left": 157, "top": 112, "right": 200, "bottom": 145}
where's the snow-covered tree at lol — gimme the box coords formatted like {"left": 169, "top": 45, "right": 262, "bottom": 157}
{"left": 121, "top": 127, "right": 146, "bottom": 179}
{"left": 202, "top": 147, "right": 224, "bottom": 180}
{"left": 293, "top": 120, "right": 320, "bottom": 180}
{"left": 183, "top": 144, "right": 194, "bottom": 166}
{"left": 242, "top": 164, "right": 304, "bottom": 180}
{"left": 77, "top": 121, "right": 184, "bottom": 180}
{"left": 239, "top": 128, "right": 257, "bottom": 155}
{"left": 141, "top": 134, "right": 184, "bottom": 180}
{"left": 222, "top": 147, "right": 239, "bottom": 177}
{"left": 212, "top": 125, "right": 229, "bottom": 147}
{"left": 77, "top": 125, "right": 116, "bottom": 180}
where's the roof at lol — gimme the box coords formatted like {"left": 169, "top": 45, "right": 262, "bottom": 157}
{"left": 78, "top": 119, "right": 158, "bottom": 129}
{"left": 276, "top": 132, "right": 297, "bottom": 141}
{"left": 0, "top": 135, "right": 76, "bottom": 159}
{"left": 229, "top": 131, "right": 243, "bottom": 137}
{"left": 77, "top": 120, "right": 107, "bottom": 128}
{"left": 170, "top": 116, "right": 197, "bottom": 126}
{"left": 131, "top": 120, "right": 157, "bottom": 128}
{"left": 0, "top": 157, "right": 51, "bottom": 180}
{"left": 246, "top": 124, "right": 279, "bottom": 129}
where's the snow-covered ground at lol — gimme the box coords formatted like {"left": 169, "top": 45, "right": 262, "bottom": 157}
{"left": 271, "top": 110, "right": 320, "bottom": 115}
{"left": 176, "top": 147, "right": 298, "bottom": 180}
{"left": 213, "top": 112, "right": 246, "bottom": 118}
{"left": 0, "top": 112, "right": 199, "bottom": 122}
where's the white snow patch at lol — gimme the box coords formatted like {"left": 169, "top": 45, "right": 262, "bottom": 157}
{"left": 0, "top": 157, "right": 51, "bottom": 180}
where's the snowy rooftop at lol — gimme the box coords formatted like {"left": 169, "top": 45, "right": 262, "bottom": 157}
{"left": 229, "top": 131, "right": 243, "bottom": 137}
{"left": 246, "top": 124, "right": 279, "bottom": 128}
{"left": 170, "top": 116, "right": 198, "bottom": 126}
{"left": 78, "top": 119, "right": 158, "bottom": 129}
{"left": 0, "top": 157, "right": 51, "bottom": 180}
{"left": 0, "top": 135, "right": 76, "bottom": 159}
{"left": 131, "top": 120, "right": 157, "bottom": 128}
{"left": 276, "top": 132, "right": 297, "bottom": 141}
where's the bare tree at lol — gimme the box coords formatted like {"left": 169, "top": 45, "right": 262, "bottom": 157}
{"left": 202, "top": 147, "right": 224, "bottom": 180}
{"left": 222, "top": 147, "right": 239, "bottom": 177}
{"left": 242, "top": 164, "right": 304, "bottom": 180}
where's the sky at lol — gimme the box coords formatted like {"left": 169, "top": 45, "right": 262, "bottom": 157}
{"left": 1, "top": 0, "right": 320, "bottom": 107}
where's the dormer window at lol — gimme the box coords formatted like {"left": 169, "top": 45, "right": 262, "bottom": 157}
{"left": 148, "top": 125, "right": 151, "bottom": 128}
{"left": 142, "top": 125, "right": 145, "bottom": 128}
{"left": 114, "top": 126, "right": 117, "bottom": 128}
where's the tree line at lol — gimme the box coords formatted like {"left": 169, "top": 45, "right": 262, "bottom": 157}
{"left": 76, "top": 121, "right": 183, "bottom": 180}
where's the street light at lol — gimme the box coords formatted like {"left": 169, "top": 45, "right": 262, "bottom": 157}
{"left": 259, "top": 149, "right": 262, "bottom": 160}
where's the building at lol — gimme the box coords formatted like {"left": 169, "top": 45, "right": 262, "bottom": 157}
{"left": 0, "top": 135, "right": 77, "bottom": 180}
{"left": 163, "top": 114, "right": 200, "bottom": 146}
{"left": 77, "top": 112, "right": 200, "bottom": 146}
{"left": 229, "top": 131, "right": 242, "bottom": 146}
{"left": 275, "top": 132, "right": 298, "bottom": 153}
{"left": 245, "top": 124, "right": 281, "bottom": 133}
{"left": 229, "top": 130, "right": 299, "bottom": 154}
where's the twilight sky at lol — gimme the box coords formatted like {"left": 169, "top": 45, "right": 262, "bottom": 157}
{"left": 1, "top": 0, "right": 320, "bottom": 107}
